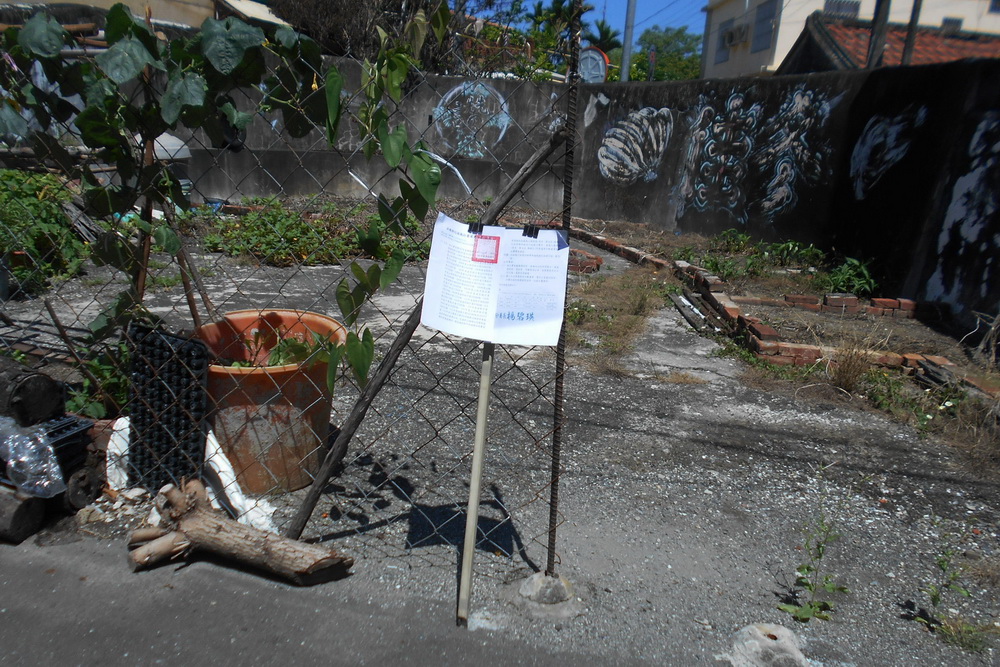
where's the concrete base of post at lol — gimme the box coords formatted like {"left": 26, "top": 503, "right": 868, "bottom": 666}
{"left": 513, "top": 572, "right": 581, "bottom": 620}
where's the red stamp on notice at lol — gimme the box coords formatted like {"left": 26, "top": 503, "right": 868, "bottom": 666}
{"left": 472, "top": 235, "right": 501, "bottom": 264}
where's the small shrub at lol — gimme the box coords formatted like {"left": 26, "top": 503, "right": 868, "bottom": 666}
{"left": 0, "top": 169, "right": 85, "bottom": 294}
{"left": 819, "top": 257, "right": 878, "bottom": 297}
{"left": 710, "top": 228, "right": 753, "bottom": 254}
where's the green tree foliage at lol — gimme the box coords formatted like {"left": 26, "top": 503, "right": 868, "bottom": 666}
{"left": 631, "top": 25, "right": 702, "bottom": 81}
{"left": 583, "top": 18, "right": 621, "bottom": 53}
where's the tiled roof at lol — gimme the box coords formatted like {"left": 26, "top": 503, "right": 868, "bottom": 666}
{"left": 824, "top": 20, "right": 1000, "bottom": 67}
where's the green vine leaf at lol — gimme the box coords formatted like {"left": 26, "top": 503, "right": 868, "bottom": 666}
{"left": 0, "top": 102, "right": 28, "bottom": 138}
{"left": 377, "top": 123, "right": 408, "bottom": 168}
{"left": 430, "top": 2, "right": 451, "bottom": 44}
{"left": 325, "top": 66, "right": 343, "bottom": 143}
{"left": 336, "top": 278, "right": 361, "bottom": 326}
{"left": 408, "top": 148, "right": 441, "bottom": 206}
{"left": 17, "top": 13, "right": 65, "bottom": 59}
{"left": 200, "top": 18, "right": 265, "bottom": 75}
{"left": 161, "top": 72, "right": 206, "bottom": 124}
{"left": 152, "top": 225, "right": 181, "bottom": 254}
{"left": 96, "top": 35, "right": 160, "bottom": 84}
{"left": 399, "top": 180, "right": 428, "bottom": 220}
{"left": 346, "top": 328, "right": 375, "bottom": 387}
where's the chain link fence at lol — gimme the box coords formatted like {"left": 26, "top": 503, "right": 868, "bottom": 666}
{"left": 0, "top": 3, "right": 581, "bottom": 590}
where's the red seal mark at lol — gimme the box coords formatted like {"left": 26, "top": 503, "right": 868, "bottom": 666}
{"left": 472, "top": 235, "right": 501, "bottom": 264}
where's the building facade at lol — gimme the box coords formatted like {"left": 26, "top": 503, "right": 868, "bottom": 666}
{"left": 701, "top": 0, "right": 1000, "bottom": 79}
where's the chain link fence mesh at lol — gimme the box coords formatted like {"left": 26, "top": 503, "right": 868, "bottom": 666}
{"left": 0, "top": 4, "right": 579, "bottom": 585}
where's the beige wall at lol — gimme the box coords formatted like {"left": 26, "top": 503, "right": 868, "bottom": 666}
{"left": 703, "top": 0, "right": 1000, "bottom": 79}
{"left": 15, "top": 0, "right": 215, "bottom": 27}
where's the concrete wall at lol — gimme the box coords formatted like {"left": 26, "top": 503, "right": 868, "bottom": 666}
{"left": 190, "top": 59, "right": 1000, "bottom": 326}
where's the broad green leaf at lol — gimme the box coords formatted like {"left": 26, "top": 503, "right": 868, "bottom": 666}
{"left": 430, "top": 1, "right": 451, "bottom": 44}
{"left": 274, "top": 26, "right": 299, "bottom": 50}
{"left": 408, "top": 149, "right": 441, "bottom": 206}
{"left": 152, "top": 225, "right": 181, "bottom": 254}
{"left": 219, "top": 101, "right": 253, "bottom": 130}
{"left": 377, "top": 122, "right": 407, "bottom": 168}
{"left": 96, "top": 35, "right": 158, "bottom": 84}
{"left": 200, "top": 18, "right": 265, "bottom": 75}
{"left": 385, "top": 53, "right": 409, "bottom": 102}
{"left": 346, "top": 328, "right": 375, "bottom": 387}
{"left": 161, "top": 72, "right": 206, "bottom": 124}
{"left": 336, "top": 278, "right": 360, "bottom": 326}
{"left": 325, "top": 343, "right": 343, "bottom": 396}
{"left": 104, "top": 3, "right": 140, "bottom": 44}
{"left": 91, "top": 231, "right": 138, "bottom": 273}
{"left": 399, "top": 180, "right": 428, "bottom": 220}
{"left": 18, "top": 13, "right": 65, "bottom": 59}
{"left": 350, "top": 261, "right": 371, "bottom": 290}
{"left": 380, "top": 251, "right": 405, "bottom": 289}
{"left": 404, "top": 10, "right": 429, "bottom": 58}
{"left": 75, "top": 105, "right": 123, "bottom": 148}
{"left": 325, "top": 66, "right": 343, "bottom": 144}
{"left": 366, "top": 264, "right": 382, "bottom": 291}
{"left": 0, "top": 102, "right": 28, "bottom": 138}
{"left": 356, "top": 221, "right": 383, "bottom": 257}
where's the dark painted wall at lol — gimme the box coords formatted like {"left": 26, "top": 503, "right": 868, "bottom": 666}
{"left": 190, "top": 59, "right": 1000, "bottom": 327}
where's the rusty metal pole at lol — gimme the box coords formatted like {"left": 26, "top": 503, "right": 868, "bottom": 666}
{"left": 901, "top": 0, "right": 923, "bottom": 66}
{"left": 545, "top": 0, "right": 581, "bottom": 578}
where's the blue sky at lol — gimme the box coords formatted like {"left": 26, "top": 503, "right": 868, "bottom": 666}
{"left": 584, "top": 0, "right": 707, "bottom": 42}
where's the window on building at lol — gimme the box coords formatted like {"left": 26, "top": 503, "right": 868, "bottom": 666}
{"left": 823, "top": 0, "right": 860, "bottom": 19}
{"left": 941, "top": 17, "right": 963, "bottom": 33}
{"left": 715, "top": 18, "right": 734, "bottom": 64}
{"left": 752, "top": 0, "right": 778, "bottom": 54}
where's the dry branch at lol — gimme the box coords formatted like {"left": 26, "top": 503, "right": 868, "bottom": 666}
{"left": 128, "top": 479, "right": 352, "bottom": 584}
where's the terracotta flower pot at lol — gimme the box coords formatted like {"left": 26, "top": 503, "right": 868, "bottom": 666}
{"left": 195, "top": 310, "right": 347, "bottom": 494}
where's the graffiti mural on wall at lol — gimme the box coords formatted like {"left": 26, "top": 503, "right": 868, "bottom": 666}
{"left": 925, "top": 112, "right": 1000, "bottom": 313}
{"left": 432, "top": 82, "right": 513, "bottom": 159}
{"left": 751, "top": 86, "right": 840, "bottom": 218}
{"left": 685, "top": 92, "right": 762, "bottom": 224}
{"left": 850, "top": 105, "right": 928, "bottom": 200}
{"left": 597, "top": 107, "right": 673, "bottom": 186}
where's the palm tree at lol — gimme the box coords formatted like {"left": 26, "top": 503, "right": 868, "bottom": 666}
{"left": 583, "top": 18, "right": 621, "bottom": 53}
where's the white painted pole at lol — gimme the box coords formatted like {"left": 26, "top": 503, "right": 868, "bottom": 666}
{"left": 456, "top": 341, "right": 495, "bottom": 625}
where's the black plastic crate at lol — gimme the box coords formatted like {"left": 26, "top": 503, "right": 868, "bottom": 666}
{"left": 127, "top": 325, "right": 209, "bottom": 491}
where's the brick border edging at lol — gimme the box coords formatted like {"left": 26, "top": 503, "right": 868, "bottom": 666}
{"left": 669, "top": 260, "right": 955, "bottom": 371}
{"left": 567, "top": 227, "right": 961, "bottom": 372}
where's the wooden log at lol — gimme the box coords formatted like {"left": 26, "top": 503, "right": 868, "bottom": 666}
{"left": 129, "top": 479, "right": 352, "bottom": 584}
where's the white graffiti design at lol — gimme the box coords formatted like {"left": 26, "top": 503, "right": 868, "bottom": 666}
{"left": 597, "top": 107, "right": 673, "bottom": 186}
{"left": 850, "top": 105, "right": 928, "bottom": 200}
{"left": 925, "top": 112, "right": 1000, "bottom": 315}
{"left": 753, "top": 86, "right": 840, "bottom": 218}
{"left": 432, "top": 82, "right": 512, "bottom": 159}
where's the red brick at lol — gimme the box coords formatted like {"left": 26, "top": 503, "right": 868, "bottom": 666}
{"left": 785, "top": 294, "right": 820, "bottom": 305}
{"left": 897, "top": 298, "right": 917, "bottom": 311}
{"left": 892, "top": 308, "right": 915, "bottom": 319}
{"left": 750, "top": 336, "right": 779, "bottom": 355}
{"left": 822, "top": 304, "right": 861, "bottom": 314}
{"left": 870, "top": 352, "right": 904, "bottom": 367}
{"left": 866, "top": 306, "right": 889, "bottom": 316}
{"left": 731, "top": 296, "right": 761, "bottom": 305}
{"left": 749, "top": 322, "right": 780, "bottom": 341}
{"left": 722, "top": 305, "right": 741, "bottom": 321}
{"left": 796, "top": 303, "right": 821, "bottom": 312}
{"left": 759, "top": 298, "right": 790, "bottom": 307}
{"left": 902, "top": 353, "right": 925, "bottom": 368}
{"left": 871, "top": 298, "right": 900, "bottom": 309}
{"left": 778, "top": 343, "right": 822, "bottom": 360}
{"left": 824, "top": 294, "right": 859, "bottom": 307}
{"left": 923, "top": 355, "right": 954, "bottom": 366}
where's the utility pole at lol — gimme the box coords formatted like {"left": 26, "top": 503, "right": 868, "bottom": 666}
{"left": 867, "top": 0, "right": 892, "bottom": 68}
{"left": 901, "top": 0, "right": 923, "bottom": 65}
{"left": 621, "top": 0, "right": 637, "bottom": 81}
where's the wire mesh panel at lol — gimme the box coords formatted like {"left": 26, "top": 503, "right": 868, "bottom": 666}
{"left": 0, "top": 2, "right": 579, "bottom": 585}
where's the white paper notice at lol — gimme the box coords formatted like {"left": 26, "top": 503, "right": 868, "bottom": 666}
{"left": 420, "top": 212, "right": 569, "bottom": 346}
